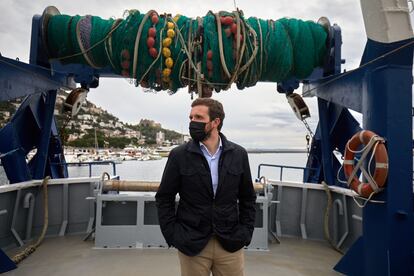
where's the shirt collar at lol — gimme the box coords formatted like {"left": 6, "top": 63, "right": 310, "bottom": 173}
{"left": 200, "top": 137, "right": 222, "bottom": 157}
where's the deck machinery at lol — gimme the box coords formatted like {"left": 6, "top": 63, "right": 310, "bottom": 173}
{"left": 0, "top": 1, "right": 413, "bottom": 275}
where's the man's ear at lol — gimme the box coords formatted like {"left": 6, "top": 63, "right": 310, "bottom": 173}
{"left": 213, "top": 118, "right": 221, "bottom": 129}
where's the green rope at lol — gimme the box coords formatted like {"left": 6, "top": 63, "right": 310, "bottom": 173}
{"left": 47, "top": 9, "right": 328, "bottom": 94}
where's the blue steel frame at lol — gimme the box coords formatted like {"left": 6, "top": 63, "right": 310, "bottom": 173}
{"left": 328, "top": 38, "right": 414, "bottom": 276}
{"left": 0, "top": 8, "right": 413, "bottom": 276}
{"left": 0, "top": 248, "right": 16, "bottom": 272}
{"left": 0, "top": 13, "right": 118, "bottom": 184}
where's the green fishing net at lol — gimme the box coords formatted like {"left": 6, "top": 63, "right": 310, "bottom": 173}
{"left": 47, "top": 9, "right": 327, "bottom": 94}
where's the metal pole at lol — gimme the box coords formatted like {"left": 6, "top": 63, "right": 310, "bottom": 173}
{"left": 362, "top": 39, "right": 414, "bottom": 275}
{"left": 335, "top": 38, "right": 414, "bottom": 276}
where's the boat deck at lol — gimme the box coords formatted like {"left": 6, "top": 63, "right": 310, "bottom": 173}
{"left": 5, "top": 235, "right": 342, "bottom": 276}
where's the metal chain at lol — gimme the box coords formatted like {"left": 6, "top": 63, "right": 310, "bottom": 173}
{"left": 302, "top": 119, "right": 314, "bottom": 138}
{"left": 305, "top": 134, "right": 311, "bottom": 156}
{"left": 302, "top": 119, "right": 314, "bottom": 156}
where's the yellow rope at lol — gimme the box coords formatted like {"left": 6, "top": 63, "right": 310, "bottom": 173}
{"left": 12, "top": 177, "right": 50, "bottom": 264}
{"left": 322, "top": 181, "right": 344, "bottom": 255}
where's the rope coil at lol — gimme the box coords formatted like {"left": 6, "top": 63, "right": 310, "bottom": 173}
{"left": 12, "top": 177, "right": 50, "bottom": 265}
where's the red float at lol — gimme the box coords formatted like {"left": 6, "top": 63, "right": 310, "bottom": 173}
{"left": 151, "top": 14, "right": 159, "bottom": 25}
{"left": 220, "top": 16, "right": 234, "bottom": 26}
{"left": 121, "top": 49, "right": 130, "bottom": 60}
{"left": 121, "top": 60, "right": 130, "bottom": 69}
{"left": 149, "top": 47, "right": 158, "bottom": 58}
{"left": 147, "top": 37, "right": 155, "bottom": 48}
{"left": 148, "top": 27, "right": 156, "bottom": 38}
{"left": 231, "top": 23, "right": 237, "bottom": 34}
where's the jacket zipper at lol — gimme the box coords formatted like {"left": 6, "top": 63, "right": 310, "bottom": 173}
{"left": 212, "top": 152, "right": 225, "bottom": 232}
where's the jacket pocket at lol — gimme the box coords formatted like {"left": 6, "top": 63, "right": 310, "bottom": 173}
{"left": 180, "top": 165, "right": 210, "bottom": 197}
{"left": 227, "top": 165, "right": 243, "bottom": 178}
{"left": 225, "top": 166, "right": 243, "bottom": 191}
{"left": 176, "top": 206, "right": 201, "bottom": 228}
{"left": 228, "top": 164, "right": 243, "bottom": 174}
{"left": 180, "top": 166, "right": 198, "bottom": 176}
{"left": 180, "top": 166, "right": 208, "bottom": 182}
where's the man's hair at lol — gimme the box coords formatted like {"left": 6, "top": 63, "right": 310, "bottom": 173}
{"left": 191, "top": 98, "right": 225, "bottom": 131}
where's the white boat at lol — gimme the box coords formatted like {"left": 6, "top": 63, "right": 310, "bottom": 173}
{"left": 155, "top": 145, "right": 178, "bottom": 157}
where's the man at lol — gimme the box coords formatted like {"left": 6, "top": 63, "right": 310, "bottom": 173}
{"left": 155, "top": 98, "right": 256, "bottom": 276}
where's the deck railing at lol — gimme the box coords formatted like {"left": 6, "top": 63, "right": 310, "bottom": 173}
{"left": 51, "top": 161, "right": 118, "bottom": 177}
{"left": 256, "top": 163, "right": 317, "bottom": 182}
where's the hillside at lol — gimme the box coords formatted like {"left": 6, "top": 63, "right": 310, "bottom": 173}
{"left": 0, "top": 92, "right": 183, "bottom": 149}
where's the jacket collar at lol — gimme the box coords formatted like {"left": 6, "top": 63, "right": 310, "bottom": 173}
{"left": 186, "top": 132, "right": 234, "bottom": 155}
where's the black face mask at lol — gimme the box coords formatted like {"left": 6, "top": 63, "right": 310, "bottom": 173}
{"left": 189, "top": 121, "right": 212, "bottom": 142}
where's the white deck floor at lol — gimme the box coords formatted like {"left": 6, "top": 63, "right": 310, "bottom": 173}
{"left": 5, "top": 235, "right": 343, "bottom": 276}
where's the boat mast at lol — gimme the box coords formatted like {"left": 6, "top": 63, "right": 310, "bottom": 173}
{"left": 94, "top": 128, "right": 98, "bottom": 152}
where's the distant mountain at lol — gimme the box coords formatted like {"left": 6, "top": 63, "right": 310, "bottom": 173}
{"left": 0, "top": 92, "right": 183, "bottom": 149}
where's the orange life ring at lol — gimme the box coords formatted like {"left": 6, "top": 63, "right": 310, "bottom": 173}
{"left": 343, "top": 130, "right": 388, "bottom": 198}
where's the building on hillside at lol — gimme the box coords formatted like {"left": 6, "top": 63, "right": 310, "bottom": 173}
{"left": 125, "top": 130, "right": 141, "bottom": 139}
{"left": 176, "top": 134, "right": 191, "bottom": 144}
{"left": 99, "top": 122, "right": 111, "bottom": 128}
{"left": 80, "top": 124, "right": 93, "bottom": 130}
{"left": 102, "top": 129, "right": 113, "bottom": 136}
{"left": 156, "top": 131, "right": 165, "bottom": 145}
{"left": 138, "top": 138, "right": 146, "bottom": 145}
{"left": 89, "top": 106, "right": 103, "bottom": 114}
{"left": 112, "top": 130, "right": 123, "bottom": 137}
{"left": 0, "top": 111, "right": 10, "bottom": 119}
{"left": 67, "top": 133, "right": 80, "bottom": 142}
{"left": 139, "top": 119, "right": 161, "bottom": 128}
{"left": 78, "top": 114, "right": 93, "bottom": 121}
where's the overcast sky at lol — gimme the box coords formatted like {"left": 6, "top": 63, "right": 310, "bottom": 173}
{"left": 0, "top": 0, "right": 375, "bottom": 148}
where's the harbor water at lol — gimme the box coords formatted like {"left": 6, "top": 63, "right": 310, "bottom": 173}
{"left": 68, "top": 152, "right": 308, "bottom": 182}
{"left": 0, "top": 153, "right": 308, "bottom": 185}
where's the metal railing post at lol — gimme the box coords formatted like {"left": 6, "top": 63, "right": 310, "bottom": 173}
{"left": 50, "top": 161, "right": 119, "bottom": 178}
{"left": 279, "top": 167, "right": 283, "bottom": 181}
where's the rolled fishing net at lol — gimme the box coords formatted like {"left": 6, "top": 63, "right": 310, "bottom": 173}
{"left": 47, "top": 9, "right": 327, "bottom": 96}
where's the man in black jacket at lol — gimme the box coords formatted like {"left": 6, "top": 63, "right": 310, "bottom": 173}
{"left": 155, "top": 98, "right": 256, "bottom": 276}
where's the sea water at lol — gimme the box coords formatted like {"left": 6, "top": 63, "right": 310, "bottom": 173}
{"left": 0, "top": 153, "right": 308, "bottom": 185}
{"left": 66, "top": 152, "right": 308, "bottom": 182}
